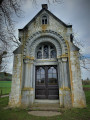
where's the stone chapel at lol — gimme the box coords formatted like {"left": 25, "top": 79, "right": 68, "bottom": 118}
{"left": 9, "top": 4, "right": 86, "bottom": 108}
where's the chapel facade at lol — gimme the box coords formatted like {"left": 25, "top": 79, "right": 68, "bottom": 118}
{"left": 9, "top": 4, "right": 86, "bottom": 108}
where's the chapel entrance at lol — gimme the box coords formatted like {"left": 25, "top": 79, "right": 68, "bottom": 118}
{"left": 35, "top": 65, "right": 59, "bottom": 99}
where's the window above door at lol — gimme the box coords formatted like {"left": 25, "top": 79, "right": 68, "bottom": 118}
{"left": 36, "top": 43, "right": 57, "bottom": 59}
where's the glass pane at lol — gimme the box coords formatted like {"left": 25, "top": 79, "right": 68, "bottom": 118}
{"left": 53, "top": 74, "right": 57, "bottom": 78}
{"left": 41, "top": 74, "right": 45, "bottom": 84}
{"left": 37, "top": 75, "right": 40, "bottom": 79}
{"left": 51, "top": 50, "right": 56, "bottom": 58}
{"left": 36, "top": 67, "right": 45, "bottom": 85}
{"left": 48, "top": 68, "right": 52, "bottom": 74}
{"left": 42, "top": 19, "right": 44, "bottom": 24}
{"left": 53, "top": 68, "right": 56, "bottom": 74}
{"left": 45, "top": 19, "right": 47, "bottom": 24}
{"left": 37, "top": 51, "right": 42, "bottom": 59}
{"left": 43, "top": 45, "right": 49, "bottom": 58}
{"left": 48, "top": 67, "right": 57, "bottom": 85}
{"left": 48, "top": 74, "right": 52, "bottom": 78}
{"left": 48, "top": 67, "right": 56, "bottom": 73}
{"left": 41, "top": 68, "right": 45, "bottom": 74}
{"left": 37, "top": 69, "right": 40, "bottom": 75}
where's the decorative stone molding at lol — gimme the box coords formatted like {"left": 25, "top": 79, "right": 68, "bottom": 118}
{"left": 58, "top": 54, "right": 68, "bottom": 58}
{"left": 23, "top": 56, "right": 34, "bottom": 64}
{"left": 24, "top": 56, "right": 35, "bottom": 60}
{"left": 59, "top": 87, "right": 70, "bottom": 91}
{"left": 23, "top": 30, "right": 68, "bottom": 57}
{"left": 62, "top": 57, "right": 68, "bottom": 62}
{"left": 22, "top": 87, "right": 34, "bottom": 91}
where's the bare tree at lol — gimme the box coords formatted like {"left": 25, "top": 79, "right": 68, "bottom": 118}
{"left": 71, "top": 31, "right": 90, "bottom": 71}
{"left": 0, "top": 0, "right": 63, "bottom": 72}
{"left": 0, "top": 0, "right": 22, "bottom": 71}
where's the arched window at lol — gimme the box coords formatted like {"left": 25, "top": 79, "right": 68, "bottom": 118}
{"left": 48, "top": 66, "right": 57, "bottom": 85}
{"left": 36, "top": 67, "right": 45, "bottom": 85}
{"left": 44, "top": 45, "right": 49, "bottom": 58}
{"left": 36, "top": 43, "right": 56, "bottom": 59}
{"left": 50, "top": 50, "right": 56, "bottom": 58}
{"left": 37, "top": 51, "right": 42, "bottom": 59}
{"left": 42, "top": 15, "right": 47, "bottom": 24}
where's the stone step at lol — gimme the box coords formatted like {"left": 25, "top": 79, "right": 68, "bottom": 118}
{"left": 29, "top": 107, "right": 60, "bottom": 112}
{"left": 29, "top": 103, "right": 61, "bottom": 112}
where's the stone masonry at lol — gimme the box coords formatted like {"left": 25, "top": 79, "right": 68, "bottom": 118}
{"left": 9, "top": 4, "right": 86, "bottom": 108}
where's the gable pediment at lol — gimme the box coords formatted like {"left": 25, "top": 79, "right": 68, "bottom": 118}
{"left": 19, "top": 7, "right": 72, "bottom": 31}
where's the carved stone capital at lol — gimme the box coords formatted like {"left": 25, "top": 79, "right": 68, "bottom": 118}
{"left": 23, "top": 59, "right": 30, "bottom": 64}
{"left": 62, "top": 57, "right": 67, "bottom": 62}
{"left": 24, "top": 56, "right": 34, "bottom": 60}
{"left": 23, "top": 56, "right": 34, "bottom": 64}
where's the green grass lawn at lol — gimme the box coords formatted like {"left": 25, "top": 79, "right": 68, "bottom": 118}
{"left": 83, "top": 85, "right": 90, "bottom": 88}
{"left": 0, "top": 91, "right": 90, "bottom": 120}
{"left": 0, "top": 81, "right": 11, "bottom": 87}
{"left": 0, "top": 81, "right": 11, "bottom": 95}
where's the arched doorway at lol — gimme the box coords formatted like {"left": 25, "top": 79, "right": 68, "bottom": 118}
{"left": 22, "top": 31, "right": 71, "bottom": 107}
{"left": 35, "top": 42, "right": 59, "bottom": 99}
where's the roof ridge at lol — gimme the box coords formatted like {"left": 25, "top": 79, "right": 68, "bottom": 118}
{"left": 19, "top": 8, "right": 72, "bottom": 31}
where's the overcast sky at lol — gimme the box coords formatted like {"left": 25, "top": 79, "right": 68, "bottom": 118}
{"left": 7, "top": 0, "right": 90, "bottom": 79}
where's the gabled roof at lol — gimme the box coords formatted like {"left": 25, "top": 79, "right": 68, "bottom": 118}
{"left": 19, "top": 7, "right": 72, "bottom": 31}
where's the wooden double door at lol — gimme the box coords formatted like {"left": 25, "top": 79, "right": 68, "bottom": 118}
{"left": 35, "top": 65, "right": 59, "bottom": 99}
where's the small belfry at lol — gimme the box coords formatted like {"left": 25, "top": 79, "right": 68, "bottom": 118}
{"left": 9, "top": 4, "right": 86, "bottom": 108}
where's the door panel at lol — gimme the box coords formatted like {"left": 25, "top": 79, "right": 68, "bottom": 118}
{"left": 35, "top": 65, "right": 59, "bottom": 99}
{"left": 36, "top": 67, "right": 45, "bottom": 85}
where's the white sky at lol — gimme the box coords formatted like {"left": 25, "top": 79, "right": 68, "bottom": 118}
{"left": 6, "top": 0, "right": 90, "bottom": 79}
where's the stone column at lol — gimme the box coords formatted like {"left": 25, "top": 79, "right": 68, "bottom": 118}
{"left": 62, "top": 57, "right": 72, "bottom": 108}
{"left": 58, "top": 57, "right": 72, "bottom": 108}
{"left": 21, "top": 58, "right": 34, "bottom": 107}
{"left": 58, "top": 58, "right": 64, "bottom": 107}
{"left": 29, "top": 60, "right": 34, "bottom": 105}
{"left": 24, "top": 59, "right": 30, "bottom": 87}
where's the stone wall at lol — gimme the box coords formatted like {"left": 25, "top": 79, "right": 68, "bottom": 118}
{"left": 70, "top": 51, "right": 86, "bottom": 108}
{"left": 9, "top": 54, "right": 22, "bottom": 107}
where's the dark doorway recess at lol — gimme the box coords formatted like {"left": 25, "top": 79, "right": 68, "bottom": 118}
{"left": 35, "top": 65, "right": 59, "bottom": 99}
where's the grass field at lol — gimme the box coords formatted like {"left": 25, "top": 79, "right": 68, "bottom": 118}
{"left": 0, "top": 91, "right": 90, "bottom": 120}
{"left": 83, "top": 85, "right": 90, "bottom": 88}
{"left": 0, "top": 81, "right": 11, "bottom": 95}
